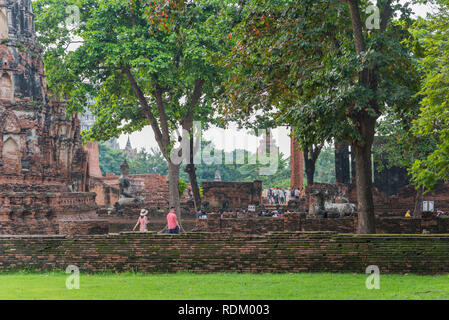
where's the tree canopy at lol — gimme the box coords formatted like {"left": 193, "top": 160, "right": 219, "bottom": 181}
{"left": 217, "top": 0, "right": 424, "bottom": 233}
{"left": 34, "top": 0, "right": 240, "bottom": 216}
{"left": 410, "top": 0, "right": 449, "bottom": 191}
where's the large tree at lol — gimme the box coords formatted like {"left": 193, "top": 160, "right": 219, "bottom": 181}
{"left": 220, "top": 0, "right": 421, "bottom": 233}
{"left": 34, "top": 0, "right": 237, "bottom": 218}
{"left": 410, "top": 0, "right": 449, "bottom": 191}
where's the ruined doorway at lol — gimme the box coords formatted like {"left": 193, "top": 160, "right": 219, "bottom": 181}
{"left": 2, "top": 137, "right": 21, "bottom": 173}
{"left": 0, "top": 73, "right": 13, "bottom": 101}
{"left": 0, "top": 9, "right": 7, "bottom": 39}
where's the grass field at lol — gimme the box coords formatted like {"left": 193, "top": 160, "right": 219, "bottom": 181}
{"left": 0, "top": 272, "right": 448, "bottom": 300}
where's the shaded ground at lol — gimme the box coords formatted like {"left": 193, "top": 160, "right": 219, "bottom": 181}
{"left": 0, "top": 272, "right": 448, "bottom": 300}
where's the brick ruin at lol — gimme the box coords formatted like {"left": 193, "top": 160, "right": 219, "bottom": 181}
{"left": 0, "top": 0, "right": 106, "bottom": 235}
{"left": 1, "top": 1, "right": 442, "bottom": 237}
{"left": 196, "top": 212, "right": 449, "bottom": 235}
{"left": 290, "top": 135, "right": 304, "bottom": 189}
{"left": 201, "top": 180, "right": 263, "bottom": 211}
{"left": 92, "top": 173, "right": 170, "bottom": 209}
{"left": 84, "top": 141, "right": 170, "bottom": 210}
{"left": 306, "top": 179, "right": 449, "bottom": 218}
{"left": 2, "top": 232, "right": 449, "bottom": 274}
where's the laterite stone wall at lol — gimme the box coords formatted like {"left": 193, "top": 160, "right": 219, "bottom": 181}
{"left": 203, "top": 213, "right": 449, "bottom": 235}
{"left": 1, "top": 232, "right": 449, "bottom": 274}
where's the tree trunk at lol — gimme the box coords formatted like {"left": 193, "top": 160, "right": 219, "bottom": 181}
{"left": 350, "top": 146, "right": 356, "bottom": 184}
{"left": 168, "top": 161, "right": 181, "bottom": 221}
{"left": 346, "top": 0, "right": 392, "bottom": 234}
{"left": 185, "top": 163, "right": 202, "bottom": 210}
{"left": 184, "top": 128, "right": 202, "bottom": 210}
{"left": 303, "top": 145, "right": 321, "bottom": 187}
{"left": 335, "top": 141, "right": 350, "bottom": 184}
{"left": 413, "top": 186, "right": 423, "bottom": 218}
{"left": 352, "top": 119, "right": 376, "bottom": 234}
{"left": 305, "top": 158, "right": 315, "bottom": 187}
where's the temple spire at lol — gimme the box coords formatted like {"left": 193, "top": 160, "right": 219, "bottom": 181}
{"left": 126, "top": 136, "right": 132, "bottom": 150}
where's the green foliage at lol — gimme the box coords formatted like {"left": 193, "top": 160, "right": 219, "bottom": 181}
{"left": 98, "top": 141, "right": 295, "bottom": 188}
{"left": 34, "top": 0, "right": 243, "bottom": 212}
{"left": 215, "top": 0, "right": 423, "bottom": 191}
{"left": 179, "top": 140, "right": 291, "bottom": 188}
{"left": 178, "top": 178, "right": 188, "bottom": 197}
{"left": 34, "top": 0, "right": 237, "bottom": 143}
{"left": 98, "top": 142, "right": 126, "bottom": 175}
{"left": 98, "top": 139, "right": 337, "bottom": 186}
{"left": 410, "top": 0, "right": 449, "bottom": 191}
{"left": 129, "top": 148, "right": 169, "bottom": 175}
{"left": 314, "top": 146, "right": 336, "bottom": 185}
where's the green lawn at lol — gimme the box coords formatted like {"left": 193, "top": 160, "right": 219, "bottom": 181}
{"left": 0, "top": 272, "right": 448, "bottom": 300}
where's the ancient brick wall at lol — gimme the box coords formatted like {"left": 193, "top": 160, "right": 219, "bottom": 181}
{"left": 89, "top": 177, "right": 119, "bottom": 207}
{"left": 307, "top": 182, "right": 449, "bottom": 216}
{"left": 130, "top": 174, "right": 169, "bottom": 208}
{"left": 1, "top": 232, "right": 449, "bottom": 274}
{"left": 58, "top": 220, "right": 109, "bottom": 236}
{"left": 89, "top": 173, "right": 169, "bottom": 209}
{"left": 84, "top": 142, "right": 103, "bottom": 178}
{"left": 301, "top": 217, "right": 355, "bottom": 233}
{"left": 202, "top": 181, "right": 262, "bottom": 210}
{"left": 0, "top": 191, "right": 104, "bottom": 235}
{"left": 200, "top": 213, "right": 449, "bottom": 235}
{"left": 218, "top": 217, "right": 285, "bottom": 234}
{"left": 0, "top": 219, "right": 59, "bottom": 235}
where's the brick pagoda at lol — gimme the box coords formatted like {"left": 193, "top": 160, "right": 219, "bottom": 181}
{"left": 0, "top": 0, "right": 105, "bottom": 235}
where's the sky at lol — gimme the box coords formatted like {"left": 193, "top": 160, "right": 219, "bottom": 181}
{"left": 112, "top": 2, "right": 433, "bottom": 158}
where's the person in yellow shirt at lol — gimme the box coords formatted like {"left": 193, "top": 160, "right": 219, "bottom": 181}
{"left": 300, "top": 187, "right": 306, "bottom": 200}
{"left": 405, "top": 210, "right": 411, "bottom": 217}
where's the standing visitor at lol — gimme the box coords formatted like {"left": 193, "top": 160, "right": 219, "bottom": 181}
{"left": 279, "top": 189, "right": 285, "bottom": 204}
{"left": 286, "top": 188, "right": 292, "bottom": 203}
{"left": 195, "top": 208, "right": 202, "bottom": 228}
{"left": 300, "top": 187, "right": 306, "bottom": 200}
{"left": 195, "top": 209, "right": 202, "bottom": 220}
{"left": 294, "top": 188, "right": 300, "bottom": 199}
{"left": 267, "top": 188, "right": 272, "bottom": 204}
{"left": 167, "top": 207, "right": 180, "bottom": 234}
{"left": 273, "top": 187, "right": 279, "bottom": 204}
{"left": 133, "top": 209, "right": 149, "bottom": 232}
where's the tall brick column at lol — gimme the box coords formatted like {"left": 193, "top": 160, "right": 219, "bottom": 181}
{"left": 84, "top": 142, "right": 103, "bottom": 178}
{"left": 290, "top": 135, "right": 304, "bottom": 189}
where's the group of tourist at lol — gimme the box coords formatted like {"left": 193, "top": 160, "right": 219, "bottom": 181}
{"left": 133, "top": 207, "right": 181, "bottom": 234}
{"left": 133, "top": 207, "right": 208, "bottom": 234}
{"left": 405, "top": 209, "right": 448, "bottom": 218}
{"left": 263, "top": 187, "right": 306, "bottom": 205}
{"left": 258, "top": 209, "right": 284, "bottom": 218}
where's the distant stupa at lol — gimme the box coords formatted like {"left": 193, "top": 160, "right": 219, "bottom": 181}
{"left": 257, "top": 129, "right": 279, "bottom": 156}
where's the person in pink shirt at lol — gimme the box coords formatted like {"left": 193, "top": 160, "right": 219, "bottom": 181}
{"left": 133, "top": 209, "right": 149, "bottom": 232}
{"left": 167, "top": 207, "right": 180, "bottom": 234}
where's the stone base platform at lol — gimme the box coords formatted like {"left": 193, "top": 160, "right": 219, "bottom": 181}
{"left": 1, "top": 232, "right": 449, "bottom": 274}
{"left": 0, "top": 191, "right": 107, "bottom": 235}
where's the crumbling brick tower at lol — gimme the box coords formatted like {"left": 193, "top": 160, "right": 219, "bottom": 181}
{"left": 0, "top": 0, "right": 105, "bottom": 235}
